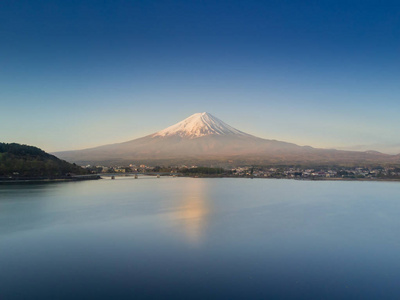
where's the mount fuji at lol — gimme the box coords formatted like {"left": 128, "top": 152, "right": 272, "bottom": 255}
{"left": 151, "top": 112, "right": 251, "bottom": 138}
{"left": 55, "top": 112, "right": 398, "bottom": 166}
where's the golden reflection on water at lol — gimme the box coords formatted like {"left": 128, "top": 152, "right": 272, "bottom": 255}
{"left": 171, "top": 179, "right": 211, "bottom": 246}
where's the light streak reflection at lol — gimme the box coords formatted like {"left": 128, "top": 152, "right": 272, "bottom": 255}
{"left": 171, "top": 179, "right": 211, "bottom": 246}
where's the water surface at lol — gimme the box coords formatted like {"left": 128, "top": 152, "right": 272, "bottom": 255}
{"left": 1, "top": 177, "right": 400, "bottom": 299}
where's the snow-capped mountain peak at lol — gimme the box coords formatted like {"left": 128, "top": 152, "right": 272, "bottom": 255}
{"left": 151, "top": 112, "right": 251, "bottom": 138}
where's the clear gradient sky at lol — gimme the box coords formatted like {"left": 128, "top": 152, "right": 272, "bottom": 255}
{"left": 1, "top": 0, "right": 400, "bottom": 153}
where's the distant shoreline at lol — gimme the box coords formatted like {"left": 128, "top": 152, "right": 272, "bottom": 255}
{"left": 99, "top": 173, "right": 400, "bottom": 182}
{"left": 2, "top": 174, "right": 399, "bottom": 184}
{"left": 0, "top": 175, "right": 101, "bottom": 184}
{"left": 179, "top": 175, "right": 400, "bottom": 182}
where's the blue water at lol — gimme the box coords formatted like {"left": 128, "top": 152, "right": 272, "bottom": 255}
{"left": 1, "top": 177, "right": 400, "bottom": 299}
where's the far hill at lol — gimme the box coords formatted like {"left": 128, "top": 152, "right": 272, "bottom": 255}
{"left": 55, "top": 112, "right": 400, "bottom": 167}
{"left": 0, "top": 143, "right": 89, "bottom": 178}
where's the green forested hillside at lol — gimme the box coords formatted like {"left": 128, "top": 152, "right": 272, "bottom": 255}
{"left": 0, "top": 143, "right": 89, "bottom": 177}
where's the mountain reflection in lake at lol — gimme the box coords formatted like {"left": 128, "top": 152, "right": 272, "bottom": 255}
{"left": 1, "top": 177, "right": 400, "bottom": 299}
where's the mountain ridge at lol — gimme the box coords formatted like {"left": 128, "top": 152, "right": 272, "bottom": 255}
{"left": 0, "top": 142, "right": 89, "bottom": 177}
{"left": 54, "top": 113, "right": 400, "bottom": 167}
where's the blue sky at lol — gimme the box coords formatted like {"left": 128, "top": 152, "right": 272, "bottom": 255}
{"left": 1, "top": 0, "right": 400, "bottom": 153}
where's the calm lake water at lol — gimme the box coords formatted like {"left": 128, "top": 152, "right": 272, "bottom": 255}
{"left": 1, "top": 177, "right": 400, "bottom": 299}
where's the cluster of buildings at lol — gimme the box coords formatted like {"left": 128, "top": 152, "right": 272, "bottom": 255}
{"left": 83, "top": 164, "right": 152, "bottom": 173}
{"left": 82, "top": 163, "right": 400, "bottom": 180}
{"left": 231, "top": 166, "right": 400, "bottom": 179}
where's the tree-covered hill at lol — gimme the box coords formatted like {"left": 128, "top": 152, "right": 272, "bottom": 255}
{"left": 0, "top": 143, "right": 89, "bottom": 178}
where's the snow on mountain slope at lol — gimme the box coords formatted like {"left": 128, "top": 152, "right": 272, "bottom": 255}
{"left": 54, "top": 112, "right": 398, "bottom": 166}
{"left": 151, "top": 112, "right": 251, "bottom": 138}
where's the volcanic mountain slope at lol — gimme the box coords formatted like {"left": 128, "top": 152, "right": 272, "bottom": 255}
{"left": 55, "top": 112, "right": 399, "bottom": 166}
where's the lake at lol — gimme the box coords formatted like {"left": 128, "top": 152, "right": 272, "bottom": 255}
{"left": 1, "top": 177, "right": 400, "bottom": 299}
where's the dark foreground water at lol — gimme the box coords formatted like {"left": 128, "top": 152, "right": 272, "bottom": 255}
{"left": 1, "top": 177, "right": 400, "bottom": 299}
